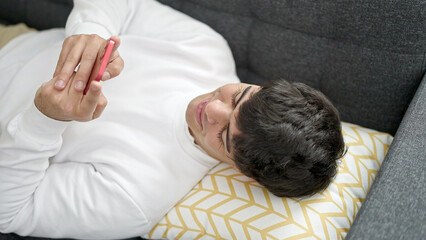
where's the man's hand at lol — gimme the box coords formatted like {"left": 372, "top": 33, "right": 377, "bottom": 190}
{"left": 52, "top": 34, "right": 124, "bottom": 92}
{"left": 35, "top": 72, "right": 108, "bottom": 122}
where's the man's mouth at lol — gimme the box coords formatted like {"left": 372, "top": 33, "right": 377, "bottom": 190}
{"left": 196, "top": 99, "right": 209, "bottom": 130}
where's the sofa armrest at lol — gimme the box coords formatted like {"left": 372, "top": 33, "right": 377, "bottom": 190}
{"left": 346, "top": 73, "right": 426, "bottom": 239}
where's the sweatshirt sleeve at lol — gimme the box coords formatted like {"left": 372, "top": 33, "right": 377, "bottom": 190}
{"left": 0, "top": 103, "right": 68, "bottom": 231}
{"left": 65, "top": 0, "right": 134, "bottom": 39}
{"left": 0, "top": 103, "right": 148, "bottom": 239}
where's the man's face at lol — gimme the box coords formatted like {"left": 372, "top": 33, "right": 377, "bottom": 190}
{"left": 186, "top": 83, "right": 261, "bottom": 165}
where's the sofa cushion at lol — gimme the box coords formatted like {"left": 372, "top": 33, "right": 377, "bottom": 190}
{"left": 159, "top": 0, "right": 426, "bottom": 135}
{"left": 145, "top": 122, "right": 393, "bottom": 239}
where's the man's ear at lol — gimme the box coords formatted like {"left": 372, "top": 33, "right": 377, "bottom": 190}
{"left": 232, "top": 165, "right": 240, "bottom": 172}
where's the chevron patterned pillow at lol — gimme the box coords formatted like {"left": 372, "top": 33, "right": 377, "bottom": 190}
{"left": 145, "top": 122, "right": 393, "bottom": 239}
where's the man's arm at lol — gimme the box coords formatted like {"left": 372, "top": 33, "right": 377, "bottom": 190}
{"left": 0, "top": 1, "right": 134, "bottom": 237}
{"left": 0, "top": 107, "right": 147, "bottom": 238}
{"left": 0, "top": 70, "right": 148, "bottom": 239}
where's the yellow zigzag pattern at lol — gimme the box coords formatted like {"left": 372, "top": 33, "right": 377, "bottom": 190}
{"left": 147, "top": 122, "right": 392, "bottom": 240}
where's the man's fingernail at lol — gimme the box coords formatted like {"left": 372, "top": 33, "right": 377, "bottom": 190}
{"left": 102, "top": 72, "right": 110, "bottom": 80}
{"left": 75, "top": 81, "right": 84, "bottom": 90}
{"left": 55, "top": 80, "right": 65, "bottom": 88}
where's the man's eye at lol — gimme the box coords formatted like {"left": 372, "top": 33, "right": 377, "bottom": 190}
{"left": 217, "top": 125, "right": 226, "bottom": 146}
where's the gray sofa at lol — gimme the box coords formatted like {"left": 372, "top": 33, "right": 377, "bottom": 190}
{"left": 0, "top": 0, "right": 424, "bottom": 239}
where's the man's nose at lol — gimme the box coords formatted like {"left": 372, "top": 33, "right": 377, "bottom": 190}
{"left": 205, "top": 99, "right": 231, "bottom": 124}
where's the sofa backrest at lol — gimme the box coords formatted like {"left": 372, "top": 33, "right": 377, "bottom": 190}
{"left": 0, "top": 0, "right": 72, "bottom": 29}
{"left": 159, "top": 0, "right": 426, "bottom": 135}
{"left": 1, "top": 0, "right": 425, "bottom": 134}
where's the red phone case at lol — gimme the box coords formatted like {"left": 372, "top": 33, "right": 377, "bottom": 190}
{"left": 83, "top": 39, "right": 115, "bottom": 94}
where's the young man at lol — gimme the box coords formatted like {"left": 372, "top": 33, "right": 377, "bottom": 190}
{"left": 0, "top": 0, "right": 344, "bottom": 239}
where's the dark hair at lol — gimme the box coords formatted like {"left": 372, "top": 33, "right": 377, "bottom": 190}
{"left": 233, "top": 80, "right": 346, "bottom": 198}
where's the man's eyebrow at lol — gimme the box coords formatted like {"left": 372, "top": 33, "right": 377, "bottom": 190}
{"left": 235, "top": 86, "right": 252, "bottom": 109}
{"left": 226, "top": 86, "right": 252, "bottom": 153}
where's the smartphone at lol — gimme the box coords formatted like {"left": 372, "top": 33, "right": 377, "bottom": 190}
{"left": 83, "top": 39, "right": 116, "bottom": 94}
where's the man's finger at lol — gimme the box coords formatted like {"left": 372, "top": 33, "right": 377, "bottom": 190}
{"left": 92, "top": 93, "right": 108, "bottom": 119}
{"left": 73, "top": 40, "right": 103, "bottom": 92}
{"left": 103, "top": 55, "right": 124, "bottom": 80}
{"left": 99, "top": 36, "right": 122, "bottom": 81}
{"left": 79, "top": 81, "right": 102, "bottom": 120}
{"left": 52, "top": 44, "right": 73, "bottom": 90}
{"left": 53, "top": 41, "right": 86, "bottom": 91}
{"left": 53, "top": 37, "right": 73, "bottom": 78}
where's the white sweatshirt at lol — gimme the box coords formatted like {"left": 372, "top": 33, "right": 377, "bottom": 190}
{"left": 0, "top": 0, "right": 239, "bottom": 239}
